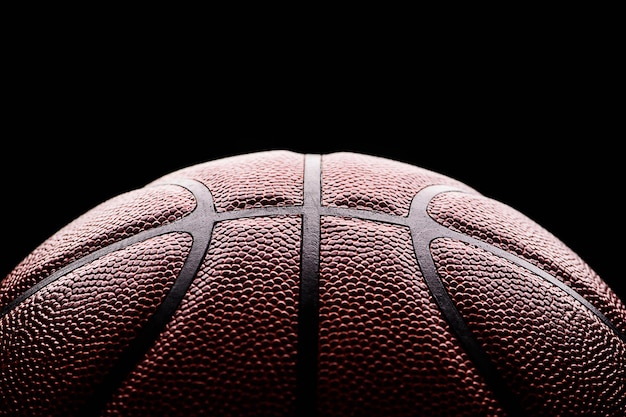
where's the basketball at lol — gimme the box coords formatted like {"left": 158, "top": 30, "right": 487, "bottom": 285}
{"left": 1, "top": 150, "right": 624, "bottom": 416}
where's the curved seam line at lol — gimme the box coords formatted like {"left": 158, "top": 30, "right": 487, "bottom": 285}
{"left": 76, "top": 178, "right": 216, "bottom": 416}
{"left": 409, "top": 184, "right": 526, "bottom": 417}
{"left": 0, "top": 180, "right": 204, "bottom": 318}
{"left": 413, "top": 185, "right": 624, "bottom": 343}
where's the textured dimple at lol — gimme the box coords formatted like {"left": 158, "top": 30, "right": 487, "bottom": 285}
{"left": 432, "top": 238, "right": 626, "bottom": 416}
{"left": 104, "top": 216, "right": 301, "bottom": 417}
{"left": 321, "top": 152, "right": 474, "bottom": 216}
{"left": 2, "top": 150, "right": 624, "bottom": 417}
{"left": 427, "top": 191, "right": 626, "bottom": 336}
{"left": 318, "top": 216, "right": 504, "bottom": 417}
{"left": 150, "top": 150, "right": 304, "bottom": 212}
{"left": 0, "top": 185, "right": 196, "bottom": 311}
{"left": 0, "top": 233, "right": 192, "bottom": 417}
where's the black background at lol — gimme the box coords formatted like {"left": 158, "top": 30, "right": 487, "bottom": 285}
{"left": 2, "top": 20, "right": 624, "bottom": 304}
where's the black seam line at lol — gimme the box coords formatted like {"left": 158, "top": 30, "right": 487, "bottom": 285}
{"left": 295, "top": 154, "right": 321, "bottom": 417}
{"left": 0, "top": 224, "right": 178, "bottom": 319}
{"left": 409, "top": 185, "right": 526, "bottom": 417}
{"left": 77, "top": 178, "right": 217, "bottom": 417}
{"left": 0, "top": 193, "right": 405, "bottom": 320}
{"left": 446, "top": 227, "right": 626, "bottom": 343}
{"left": 9, "top": 178, "right": 617, "bottom": 342}
{"left": 1, "top": 179, "right": 210, "bottom": 320}
{"left": 410, "top": 185, "right": 625, "bottom": 343}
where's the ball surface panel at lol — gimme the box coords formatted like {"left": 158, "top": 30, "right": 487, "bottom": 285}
{"left": 1, "top": 150, "right": 624, "bottom": 417}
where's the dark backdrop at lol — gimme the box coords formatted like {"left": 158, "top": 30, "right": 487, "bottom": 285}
{"left": 2, "top": 20, "right": 623, "bottom": 303}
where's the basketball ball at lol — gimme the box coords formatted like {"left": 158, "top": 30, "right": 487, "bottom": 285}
{"left": 1, "top": 150, "right": 624, "bottom": 417}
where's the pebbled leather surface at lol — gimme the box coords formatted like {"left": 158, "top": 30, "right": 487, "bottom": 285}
{"left": 0, "top": 185, "right": 195, "bottom": 311}
{"left": 433, "top": 237, "right": 626, "bottom": 416}
{"left": 0, "top": 233, "right": 192, "bottom": 416}
{"left": 2, "top": 150, "right": 624, "bottom": 417}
